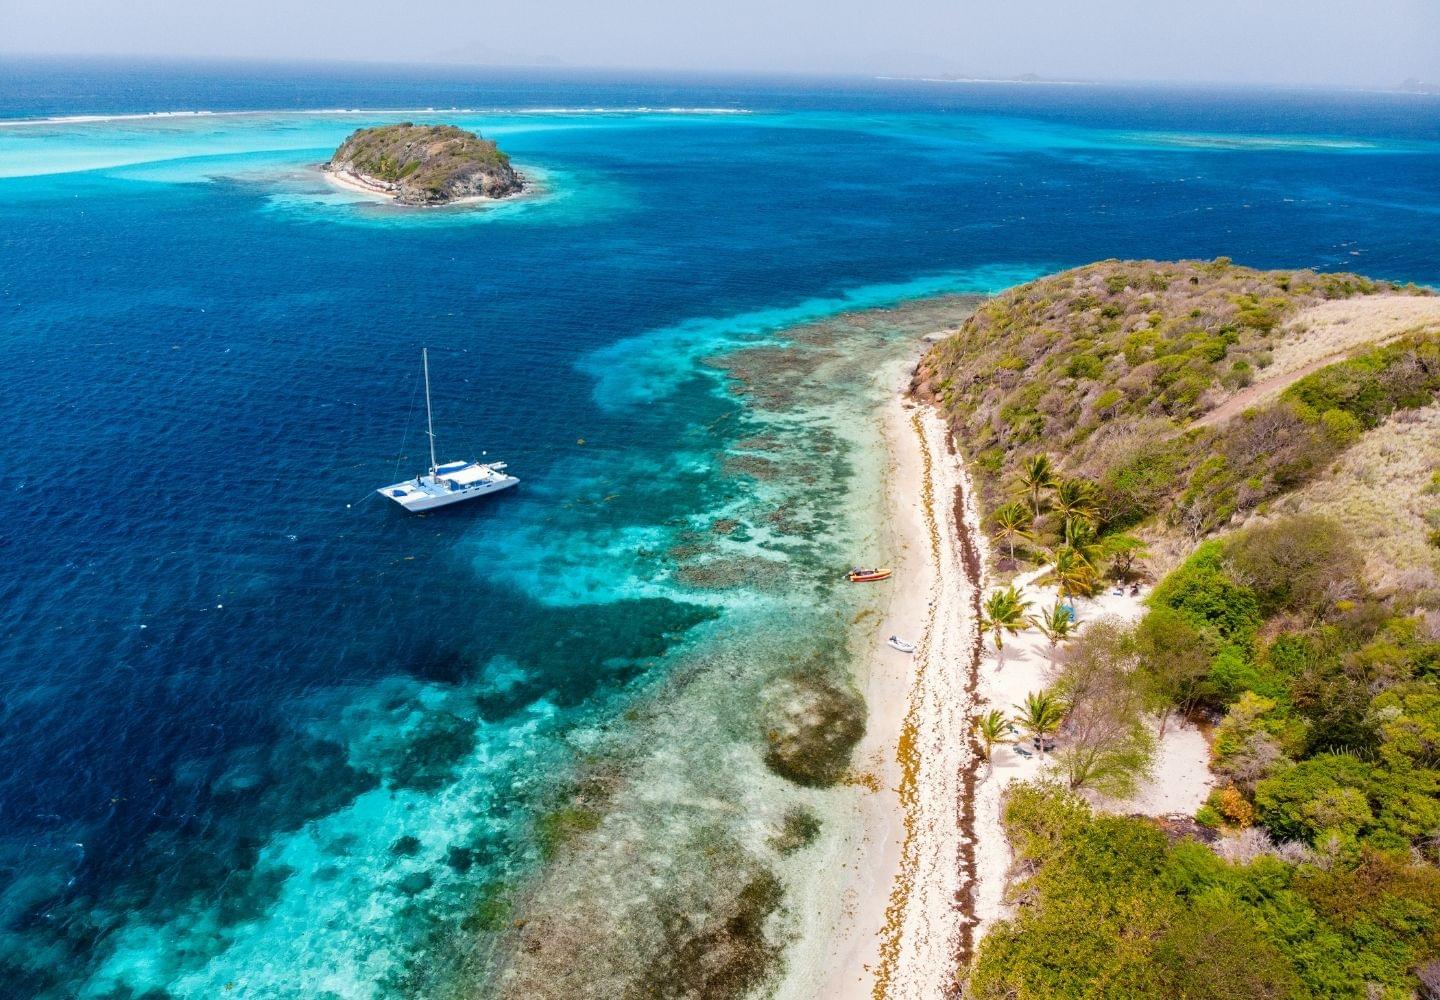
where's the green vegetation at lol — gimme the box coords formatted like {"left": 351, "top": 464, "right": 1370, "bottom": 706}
{"left": 989, "top": 500, "right": 1035, "bottom": 563}
{"left": 1050, "top": 618, "right": 1156, "bottom": 796}
{"left": 975, "top": 708, "right": 1014, "bottom": 761}
{"left": 1141, "top": 514, "right": 1440, "bottom": 860}
{"left": 1007, "top": 616, "right": 1157, "bottom": 793}
{"left": 952, "top": 262, "right": 1440, "bottom": 997}
{"left": 1124, "top": 330, "right": 1440, "bottom": 538}
{"left": 1031, "top": 600, "right": 1079, "bottom": 666}
{"left": 1134, "top": 604, "right": 1214, "bottom": 734}
{"left": 980, "top": 585, "right": 1032, "bottom": 651}
{"left": 974, "top": 514, "right": 1440, "bottom": 996}
{"left": 1012, "top": 691, "right": 1067, "bottom": 757}
{"left": 916, "top": 259, "right": 1432, "bottom": 556}
{"left": 970, "top": 783, "right": 1440, "bottom": 1000}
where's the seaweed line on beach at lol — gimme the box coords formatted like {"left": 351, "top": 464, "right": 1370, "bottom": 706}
{"left": 950, "top": 453, "right": 986, "bottom": 971}
{"left": 870, "top": 400, "right": 988, "bottom": 999}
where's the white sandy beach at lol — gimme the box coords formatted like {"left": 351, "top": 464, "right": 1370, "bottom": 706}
{"left": 322, "top": 166, "right": 398, "bottom": 200}
{"left": 818, "top": 387, "right": 984, "bottom": 1000}
{"left": 822, "top": 375, "right": 1214, "bottom": 998}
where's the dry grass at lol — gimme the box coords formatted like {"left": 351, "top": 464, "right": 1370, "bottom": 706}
{"left": 1274, "top": 295, "right": 1440, "bottom": 372}
{"left": 1199, "top": 296, "right": 1440, "bottom": 426}
{"left": 1259, "top": 403, "right": 1440, "bottom": 595}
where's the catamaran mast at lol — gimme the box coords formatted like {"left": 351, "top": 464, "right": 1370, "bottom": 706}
{"left": 423, "top": 347, "right": 438, "bottom": 475}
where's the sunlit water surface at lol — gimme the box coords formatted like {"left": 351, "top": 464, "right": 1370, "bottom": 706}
{"left": 1, "top": 59, "right": 1438, "bottom": 998}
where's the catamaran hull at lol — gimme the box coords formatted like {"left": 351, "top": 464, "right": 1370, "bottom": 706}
{"left": 378, "top": 474, "right": 518, "bottom": 512}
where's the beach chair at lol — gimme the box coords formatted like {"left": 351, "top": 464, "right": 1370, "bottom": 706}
{"left": 1013, "top": 744, "right": 1034, "bottom": 759}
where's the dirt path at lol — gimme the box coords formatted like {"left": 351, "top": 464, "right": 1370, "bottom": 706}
{"left": 1197, "top": 351, "right": 1351, "bottom": 427}
{"left": 1196, "top": 295, "right": 1440, "bottom": 428}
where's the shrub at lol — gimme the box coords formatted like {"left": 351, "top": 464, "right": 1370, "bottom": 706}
{"left": 1222, "top": 514, "right": 1363, "bottom": 619}
{"left": 1254, "top": 754, "right": 1374, "bottom": 843}
{"left": 1283, "top": 332, "right": 1440, "bottom": 429}
{"left": 1318, "top": 407, "right": 1361, "bottom": 446}
{"left": 1216, "top": 785, "right": 1258, "bottom": 827}
{"left": 1211, "top": 691, "right": 1300, "bottom": 784}
{"left": 1148, "top": 541, "right": 1261, "bottom": 645}
{"left": 1152, "top": 898, "right": 1301, "bottom": 999}
{"left": 1065, "top": 353, "right": 1104, "bottom": 380}
{"left": 1135, "top": 605, "right": 1217, "bottom": 721}
{"left": 968, "top": 784, "right": 1440, "bottom": 999}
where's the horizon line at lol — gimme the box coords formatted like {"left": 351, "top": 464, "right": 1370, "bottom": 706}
{"left": 2, "top": 50, "right": 1437, "bottom": 96}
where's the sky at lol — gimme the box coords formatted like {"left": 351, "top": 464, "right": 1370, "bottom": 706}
{"left": 2, "top": 0, "right": 1438, "bottom": 88}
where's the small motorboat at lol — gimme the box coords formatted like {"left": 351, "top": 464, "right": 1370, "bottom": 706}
{"left": 887, "top": 635, "right": 916, "bottom": 654}
{"left": 847, "top": 567, "right": 893, "bottom": 583}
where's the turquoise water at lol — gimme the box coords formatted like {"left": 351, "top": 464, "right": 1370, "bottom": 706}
{"left": 2, "top": 60, "right": 1439, "bottom": 998}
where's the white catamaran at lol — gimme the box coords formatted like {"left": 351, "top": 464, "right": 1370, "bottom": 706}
{"left": 378, "top": 349, "right": 519, "bottom": 512}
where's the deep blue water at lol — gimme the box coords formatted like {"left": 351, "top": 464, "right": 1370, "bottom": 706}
{"left": 1, "top": 57, "right": 1438, "bottom": 998}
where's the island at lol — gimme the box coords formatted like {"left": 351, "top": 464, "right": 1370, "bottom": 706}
{"left": 323, "top": 123, "right": 525, "bottom": 206}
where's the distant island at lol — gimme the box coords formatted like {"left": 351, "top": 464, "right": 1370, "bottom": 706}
{"left": 1397, "top": 78, "right": 1440, "bottom": 95}
{"left": 323, "top": 123, "right": 525, "bottom": 206}
{"left": 877, "top": 72, "right": 1095, "bottom": 86}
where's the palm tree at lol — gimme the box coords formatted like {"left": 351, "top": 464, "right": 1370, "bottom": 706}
{"left": 1052, "top": 478, "right": 1100, "bottom": 545}
{"left": 1013, "top": 454, "right": 1057, "bottom": 523}
{"left": 974, "top": 709, "right": 1012, "bottom": 761}
{"left": 1051, "top": 545, "right": 1098, "bottom": 602}
{"left": 980, "top": 585, "right": 1032, "bottom": 653}
{"left": 990, "top": 501, "right": 1034, "bottom": 564}
{"left": 1013, "top": 690, "right": 1067, "bottom": 757}
{"left": 1031, "top": 601, "right": 1078, "bottom": 668}
{"left": 1063, "top": 521, "right": 1106, "bottom": 572}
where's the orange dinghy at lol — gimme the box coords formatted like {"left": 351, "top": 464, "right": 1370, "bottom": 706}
{"left": 846, "top": 567, "right": 893, "bottom": 583}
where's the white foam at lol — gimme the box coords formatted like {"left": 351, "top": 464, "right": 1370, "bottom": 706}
{"left": 0, "top": 107, "right": 751, "bottom": 128}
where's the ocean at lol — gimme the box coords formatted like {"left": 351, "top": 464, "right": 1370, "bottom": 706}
{"left": 1, "top": 56, "right": 1438, "bottom": 999}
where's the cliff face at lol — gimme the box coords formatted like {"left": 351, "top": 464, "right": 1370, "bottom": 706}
{"left": 325, "top": 123, "right": 524, "bottom": 206}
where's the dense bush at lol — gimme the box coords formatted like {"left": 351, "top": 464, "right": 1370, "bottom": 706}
{"left": 1223, "top": 515, "right": 1363, "bottom": 619}
{"left": 968, "top": 784, "right": 1440, "bottom": 999}
{"left": 1148, "top": 541, "right": 1261, "bottom": 645}
{"left": 1284, "top": 334, "right": 1440, "bottom": 427}
{"left": 950, "top": 265, "right": 1440, "bottom": 998}
{"left": 1144, "top": 519, "right": 1440, "bottom": 855}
